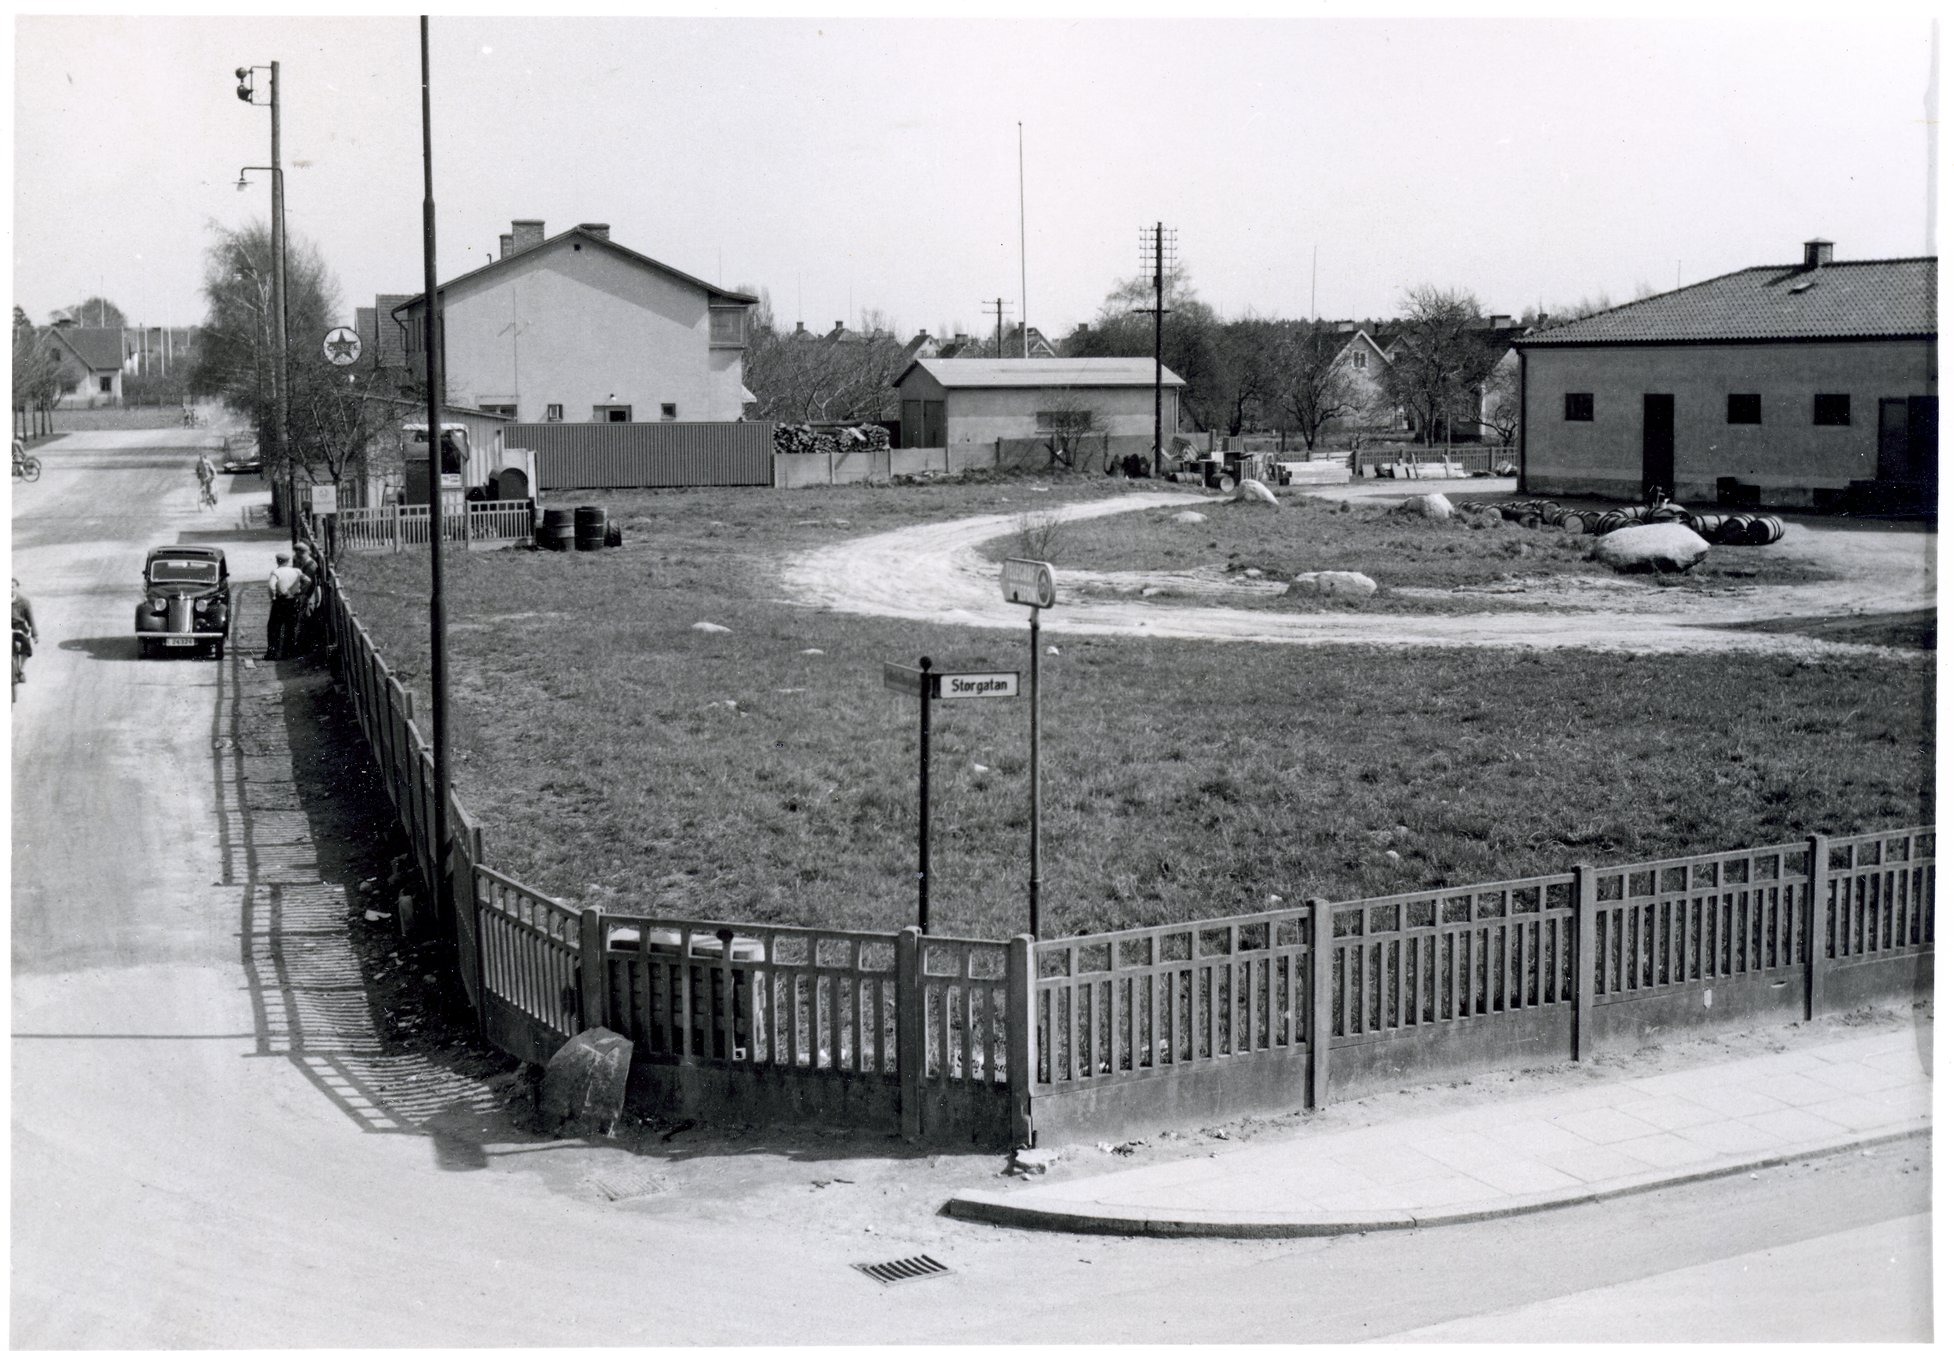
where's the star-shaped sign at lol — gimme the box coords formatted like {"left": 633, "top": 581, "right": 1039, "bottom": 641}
{"left": 322, "top": 326, "right": 362, "bottom": 366}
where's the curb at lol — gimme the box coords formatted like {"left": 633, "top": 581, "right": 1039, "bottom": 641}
{"left": 943, "top": 1122, "right": 1930, "bottom": 1239}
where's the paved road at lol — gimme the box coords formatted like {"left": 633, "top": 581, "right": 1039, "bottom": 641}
{"left": 10, "top": 433, "right": 1931, "bottom": 1345}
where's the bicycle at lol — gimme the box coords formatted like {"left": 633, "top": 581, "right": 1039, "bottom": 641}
{"left": 12, "top": 442, "right": 41, "bottom": 483}
{"left": 199, "top": 480, "right": 218, "bottom": 510}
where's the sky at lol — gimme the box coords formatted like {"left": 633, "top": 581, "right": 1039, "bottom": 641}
{"left": 10, "top": 14, "right": 1941, "bottom": 344}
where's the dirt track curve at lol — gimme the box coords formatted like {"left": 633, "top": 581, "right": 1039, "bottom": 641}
{"left": 780, "top": 491, "right": 1934, "bottom": 657}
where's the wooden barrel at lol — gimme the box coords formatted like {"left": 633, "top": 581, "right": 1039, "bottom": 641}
{"left": 574, "top": 506, "right": 608, "bottom": 553}
{"left": 1746, "top": 514, "right": 1784, "bottom": 545}
{"left": 540, "top": 507, "right": 574, "bottom": 552}
{"left": 1560, "top": 511, "right": 1591, "bottom": 535}
{"left": 1596, "top": 510, "right": 1631, "bottom": 535}
{"left": 1685, "top": 512, "right": 1724, "bottom": 540}
{"left": 1717, "top": 514, "right": 1753, "bottom": 546}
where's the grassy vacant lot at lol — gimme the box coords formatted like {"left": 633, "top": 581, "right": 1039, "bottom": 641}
{"left": 339, "top": 477, "right": 1934, "bottom": 942}
{"left": 984, "top": 493, "right": 1836, "bottom": 613}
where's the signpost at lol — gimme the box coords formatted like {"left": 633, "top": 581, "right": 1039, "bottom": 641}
{"left": 885, "top": 658, "right": 1022, "bottom": 933}
{"left": 309, "top": 482, "right": 338, "bottom": 563}
{"left": 321, "top": 326, "right": 362, "bottom": 367}
{"left": 1001, "top": 558, "right": 1057, "bottom": 938}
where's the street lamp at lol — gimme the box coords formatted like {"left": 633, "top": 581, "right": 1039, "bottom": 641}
{"left": 234, "top": 62, "right": 292, "bottom": 547}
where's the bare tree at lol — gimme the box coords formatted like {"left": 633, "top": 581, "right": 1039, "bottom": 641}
{"left": 1381, "top": 285, "right": 1500, "bottom": 446}
{"left": 1269, "top": 321, "right": 1364, "bottom": 452}
{"left": 744, "top": 317, "right": 908, "bottom": 422}
{"left": 1040, "top": 391, "right": 1098, "bottom": 471}
{"left": 1477, "top": 359, "right": 1520, "bottom": 446}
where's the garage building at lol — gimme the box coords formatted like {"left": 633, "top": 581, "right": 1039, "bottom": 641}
{"left": 1516, "top": 240, "right": 1936, "bottom": 511}
{"left": 894, "top": 358, "right": 1184, "bottom": 471}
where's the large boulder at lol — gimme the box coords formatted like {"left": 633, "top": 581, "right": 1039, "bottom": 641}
{"left": 1234, "top": 479, "right": 1280, "bottom": 506}
{"left": 1171, "top": 510, "right": 1208, "bottom": 524}
{"left": 1286, "top": 570, "right": 1378, "bottom": 600}
{"left": 1397, "top": 493, "right": 1454, "bottom": 520}
{"left": 1593, "top": 522, "right": 1710, "bottom": 574}
{"left": 538, "top": 1028, "right": 634, "bottom": 1137}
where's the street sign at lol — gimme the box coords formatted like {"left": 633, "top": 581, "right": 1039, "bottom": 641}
{"left": 883, "top": 661, "right": 925, "bottom": 694}
{"left": 937, "top": 671, "right": 1020, "bottom": 700}
{"left": 309, "top": 483, "right": 338, "bottom": 516}
{"left": 322, "top": 326, "right": 362, "bottom": 366}
{"left": 1001, "top": 557, "right": 1057, "bottom": 608}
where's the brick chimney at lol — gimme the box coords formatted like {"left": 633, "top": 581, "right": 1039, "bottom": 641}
{"left": 510, "top": 219, "right": 545, "bottom": 253}
{"left": 793, "top": 321, "right": 807, "bottom": 335}
{"left": 498, "top": 232, "right": 514, "bottom": 259}
{"left": 1803, "top": 238, "right": 1834, "bottom": 269}
{"left": 577, "top": 223, "right": 610, "bottom": 241}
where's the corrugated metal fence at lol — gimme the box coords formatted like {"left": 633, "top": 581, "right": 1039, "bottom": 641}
{"left": 502, "top": 421, "right": 775, "bottom": 489}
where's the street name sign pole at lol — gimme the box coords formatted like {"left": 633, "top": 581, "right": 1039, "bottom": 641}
{"left": 1001, "top": 558, "right": 1058, "bottom": 938}
{"left": 884, "top": 658, "right": 1023, "bottom": 935}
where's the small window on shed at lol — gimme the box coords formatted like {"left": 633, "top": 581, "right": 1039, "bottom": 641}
{"left": 1727, "top": 394, "right": 1762, "bottom": 424}
{"left": 660, "top": 403, "right": 678, "bottom": 421}
{"left": 1564, "top": 392, "right": 1594, "bottom": 422}
{"left": 544, "top": 403, "right": 563, "bottom": 422}
{"left": 1814, "top": 394, "right": 1851, "bottom": 426}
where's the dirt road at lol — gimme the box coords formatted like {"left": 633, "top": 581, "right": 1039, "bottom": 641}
{"left": 780, "top": 490, "right": 1934, "bottom": 655}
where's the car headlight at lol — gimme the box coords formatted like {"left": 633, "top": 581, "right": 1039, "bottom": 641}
{"left": 149, "top": 599, "right": 167, "bottom": 614}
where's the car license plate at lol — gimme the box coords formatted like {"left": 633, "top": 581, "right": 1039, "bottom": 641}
{"left": 166, "top": 637, "right": 195, "bottom": 647}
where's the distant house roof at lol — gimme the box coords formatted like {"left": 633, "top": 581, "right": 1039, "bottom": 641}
{"left": 390, "top": 224, "right": 756, "bottom": 317}
{"left": 895, "top": 357, "right": 1186, "bottom": 390}
{"left": 1520, "top": 256, "right": 1936, "bottom": 346}
{"left": 46, "top": 326, "right": 124, "bottom": 372}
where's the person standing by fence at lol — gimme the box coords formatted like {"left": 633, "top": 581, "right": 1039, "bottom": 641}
{"left": 264, "top": 553, "right": 305, "bottom": 661}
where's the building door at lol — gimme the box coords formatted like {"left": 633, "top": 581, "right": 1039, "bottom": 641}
{"left": 1641, "top": 394, "right": 1674, "bottom": 498}
{"left": 1877, "top": 397, "right": 1937, "bottom": 482}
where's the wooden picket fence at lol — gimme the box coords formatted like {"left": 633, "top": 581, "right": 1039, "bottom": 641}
{"left": 312, "top": 547, "right": 1932, "bottom": 1147}
{"left": 335, "top": 500, "right": 534, "bottom": 552}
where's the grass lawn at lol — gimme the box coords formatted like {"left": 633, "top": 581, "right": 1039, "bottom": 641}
{"left": 981, "top": 493, "right": 1837, "bottom": 614}
{"left": 338, "top": 478, "right": 1934, "bottom": 942}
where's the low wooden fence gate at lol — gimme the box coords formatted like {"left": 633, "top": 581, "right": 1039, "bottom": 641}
{"left": 335, "top": 500, "right": 534, "bottom": 552}
{"left": 314, "top": 552, "right": 1934, "bottom": 1149}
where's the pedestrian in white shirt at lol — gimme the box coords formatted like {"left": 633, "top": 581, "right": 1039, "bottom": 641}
{"left": 265, "top": 553, "right": 306, "bottom": 660}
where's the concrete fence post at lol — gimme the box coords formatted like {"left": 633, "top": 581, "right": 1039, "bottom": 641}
{"left": 896, "top": 926, "right": 924, "bottom": 1142}
{"left": 1310, "top": 899, "right": 1333, "bottom": 1109}
{"left": 1573, "top": 864, "right": 1597, "bottom": 1061}
{"left": 579, "top": 903, "right": 608, "bottom": 1032}
{"left": 1006, "top": 934, "right": 1035, "bottom": 1148}
{"left": 1806, "top": 833, "right": 1831, "bottom": 1020}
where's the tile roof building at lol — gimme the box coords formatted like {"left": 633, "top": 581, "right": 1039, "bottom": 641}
{"left": 1515, "top": 241, "right": 1937, "bottom": 510}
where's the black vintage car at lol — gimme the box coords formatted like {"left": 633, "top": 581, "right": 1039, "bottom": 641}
{"left": 135, "top": 545, "right": 232, "bottom": 659}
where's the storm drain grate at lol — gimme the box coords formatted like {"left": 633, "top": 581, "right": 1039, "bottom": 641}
{"left": 853, "top": 1254, "right": 950, "bottom": 1287}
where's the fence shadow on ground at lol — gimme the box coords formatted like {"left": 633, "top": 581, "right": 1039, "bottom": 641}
{"left": 212, "top": 598, "right": 547, "bottom": 1169}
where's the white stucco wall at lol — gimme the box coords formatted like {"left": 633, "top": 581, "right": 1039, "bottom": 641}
{"left": 434, "top": 239, "right": 748, "bottom": 422}
{"left": 1522, "top": 339, "right": 1937, "bottom": 503}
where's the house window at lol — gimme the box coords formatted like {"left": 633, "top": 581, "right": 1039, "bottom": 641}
{"left": 544, "top": 404, "right": 563, "bottom": 422}
{"left": 659, "top": 403, "right": 678, "bottom": 420}
{"left": 98, "top": 376, "right": 113, "bottom": 393}
{"left": 595, "top": 405, "right": 632, "bottom": 422}
{"left": 1727, "top": 394, "right": 1762, "bottom": 424}
{"left": 1564, "top": 392, "right": 1594, "bottom": 422}
{"left": 709, "top": 307, "right": 747, "bottom": 346}
{"left": 1814, "top": 393, "right": 1851, "bottom": 426}
{"left": 479, "top": 403, "right": 517, "bottom": 419}
{"left": 1351, "top": 351, "right": 1367, "bottom": 370}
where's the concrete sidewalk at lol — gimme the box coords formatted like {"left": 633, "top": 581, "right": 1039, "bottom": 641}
{"left": 948, "top": 1027, "right": 1931, "bottom": 1237}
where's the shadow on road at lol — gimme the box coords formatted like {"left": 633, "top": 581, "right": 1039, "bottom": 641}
{"left": 59, "top": 636, "right": 141, "bottom": 662}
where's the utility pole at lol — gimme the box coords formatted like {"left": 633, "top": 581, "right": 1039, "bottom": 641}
{"left": 1133, "top": 224, "right": 1176, "bottom": 476}
{"left": 420, "top": 15, "right": 453, "bottom": 934}
{"left": 1018, "top": 122, "right": 1028, "bottom": 358}
{"left": 981, "top": 297, "right": 1013, "bottom": 358}
{"left": 270, "top": 60, "right": 292, "bottom": 548}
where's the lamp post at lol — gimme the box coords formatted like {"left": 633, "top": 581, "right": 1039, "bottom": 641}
{"left": 235, "top": 63, "right": 292, "bottom": 546}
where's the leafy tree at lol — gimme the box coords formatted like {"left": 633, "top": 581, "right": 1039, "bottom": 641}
{"left": 1270, "top": 321, "right": 1364, "bottom": 451}
{"left": 191, "top": 220, "right": 339, "bottom": 478}
{"left": 1381, "top": 285, "right": 1501, "bottom": 445}
{"left": 55, "top": 296, "right": 126, "bottom": 328}
{"left": 11, "top": 307, "right": 63, "bottom": 418}
{"left": 1068, "top": 263, "right": 1222, "bottom": 433}
{"left": 1209, "top": 318, "right": 1278, "bottom": 436}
